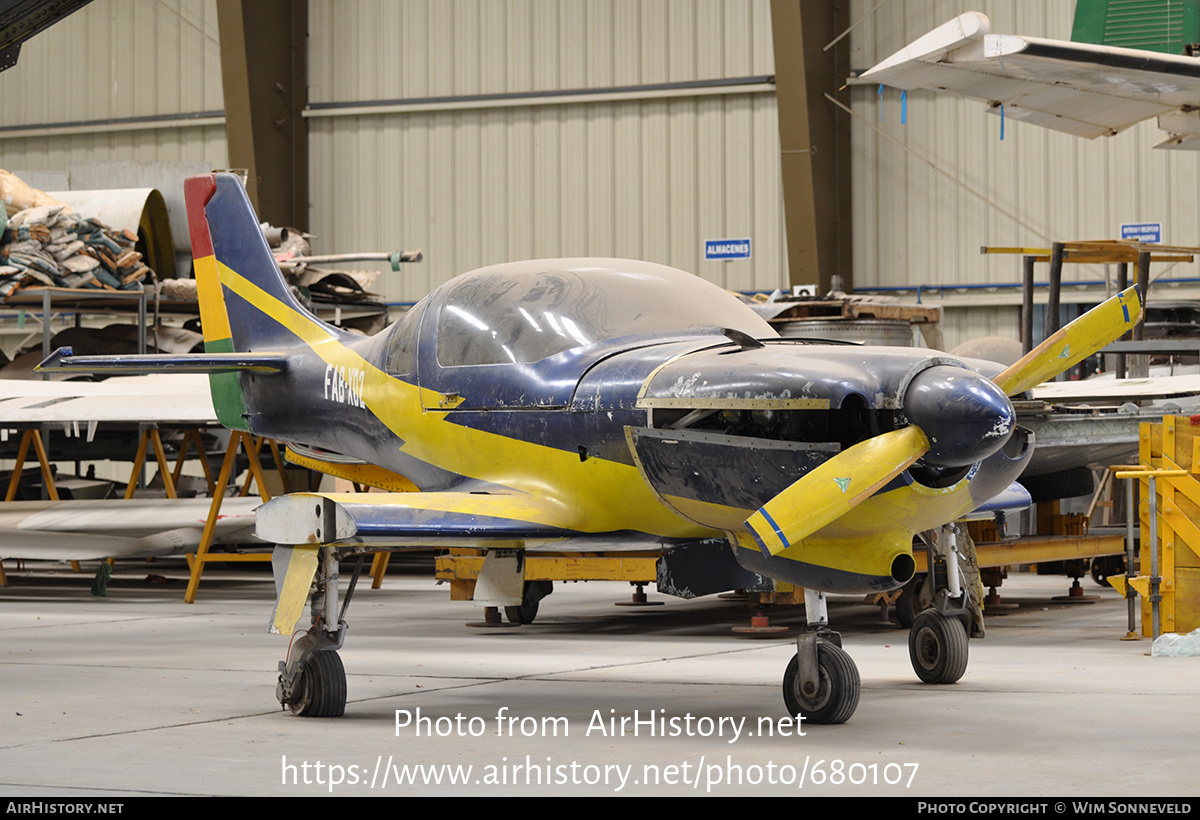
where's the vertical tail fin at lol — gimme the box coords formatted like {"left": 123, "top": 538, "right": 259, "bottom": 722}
{"left": 184, "top": 173, "right": 327, "bottom": 431}
{"left": 185, "top": 173, "right": 316, "bottom": 351}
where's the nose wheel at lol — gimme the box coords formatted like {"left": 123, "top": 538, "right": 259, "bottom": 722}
{"left": 782, "top": 640, "right": 860, "bottom": 724}
{"left": 780, "top": 587, "right": 859, "bottom": 724}
{"left": 281, "top": 648, "right": 347, "bottom": 717}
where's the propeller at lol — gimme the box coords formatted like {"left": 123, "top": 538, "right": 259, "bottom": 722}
{"left": 745, "top": 285, "right": 1142, "bottom": 557}
{"left": 994, "top": 285, "right": 1141, "bottom": 396}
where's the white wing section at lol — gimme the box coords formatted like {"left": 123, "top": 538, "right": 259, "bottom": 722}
{"left": 0, "top": 374, "right": 216, "bottom": 426}
{"left": 854, "top": 11, "right": 1200, "bottom": 149}
{"left": 0, "top": 497, "right": 261, "bottom": 560}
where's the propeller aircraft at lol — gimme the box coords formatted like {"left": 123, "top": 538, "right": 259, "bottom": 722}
{"left": 40, "top": 172, "right": 1142, "bottom": 723}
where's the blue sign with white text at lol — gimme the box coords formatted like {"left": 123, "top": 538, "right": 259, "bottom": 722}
{"left": 1120, "top": 222, "right": 1162, "bottom": 243}
{"left": 705, "top": 238, "right": 752, "bottom": 260}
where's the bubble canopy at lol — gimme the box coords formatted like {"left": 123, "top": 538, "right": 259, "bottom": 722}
{"left": 433, "top": 259, "right": 775, "bottom": 367}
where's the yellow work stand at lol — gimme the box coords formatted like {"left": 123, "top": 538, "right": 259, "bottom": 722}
{"left": 1108, "top": 415, "right": 1200, "bottom": 637}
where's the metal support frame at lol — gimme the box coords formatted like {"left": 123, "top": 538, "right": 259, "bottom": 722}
{"left": 1046, "top": 242, "right": 1064, "bottom": 341}
{"left": 183, "top": 431, "right": 286, "bottom": 603}
{"left": 1116, "top": 262, "right": 1129, "bottom": 378}
{"left": 1022, "top": 255, "right": 1035, "bottom": 354}
{"left": 124, "top": 426, "right": 177, "bottom": 499}
{"left": 1114, "top": 466, "right": 1184, "bottom": 640}
{"left": 1109, "top": 414, "right": 1200, "bottom": 638}
{"left": 1, "top": 423, "right": 217, "bottom": 584}
{"left": 4, "top": 428, "right": 59, "bottom": 502}
{"left": 36, "top": 288, "right": 148, "bottom": 361}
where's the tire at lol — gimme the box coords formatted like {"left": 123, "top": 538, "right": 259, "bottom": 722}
{"left": 908, "top": 610, "right": 969, "bottom": 684}
{"left": 287, "top": 650, "right": 347, "bottom": 717}
{"left": 505, "top": 598, "right": 539, "bottom": 624}
{"left": 1090, "top": 556, "right": 1124, "bottom": 587}
{"left": 505, "top": 581, "right": 551, "bottom": 624}
{"left": 782, "top": 642, "right": 860, "bottom": 725}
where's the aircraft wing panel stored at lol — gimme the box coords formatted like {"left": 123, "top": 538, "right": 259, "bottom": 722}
{"left": 0, "top": 373, "right": 217, "bottom": 426}
{"left": 854, "top": 11, "right": 1200, "bottom": 148}
{"left": 0, "top": 497, "right": 262, "bottom": 560}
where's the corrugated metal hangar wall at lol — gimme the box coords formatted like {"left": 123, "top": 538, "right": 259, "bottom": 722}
{"left": 848, "top": 0, "right": 1200, "bottom": 348}
{"left": 3, "top": 0, "right": 1197, "bottom": 350}
{"left": 306, "top": 0, "right": 783, "bottom": 303}
{"left": 0, "top": 0, "right": 785, "bottom": 306}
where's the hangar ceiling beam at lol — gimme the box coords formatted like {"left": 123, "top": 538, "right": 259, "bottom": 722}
{"left": 216, "top": 0, "right": 308, "bottom": 230}
{"left": 771, "top": 0, "right": 851, "bottom": 293}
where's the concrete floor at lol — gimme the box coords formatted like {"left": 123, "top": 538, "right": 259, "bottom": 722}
{"left": 0, "top": 559, "right": 1195, "bottom": 797}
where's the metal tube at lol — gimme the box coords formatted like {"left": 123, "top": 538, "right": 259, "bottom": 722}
{"left": 1046, "top": 242, "right": 1064, "bottom": 340}
{"left": 1126, "top": 475, "right": 1138, "bottom": 635}
{"left": 323, "top": 547, "right": 340, "bottom": 637}
{"left": 1117, "top": 262, "right": 1128, "bottom": 378}
{"left": 1022, "top": 255, "right": 1035, "bottom": 354}
{"left": 1136, "top": 252, "right": 1150, "bottom": 342}
{"left": 945, "top": 526, "right": 962, "bottom": 599}
{"left": 1149, "top": 475, "right": 1160, "bottom": 639}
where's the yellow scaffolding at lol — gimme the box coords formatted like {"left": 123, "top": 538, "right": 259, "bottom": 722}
{"left": 1109, "top": 415, "right": 1200, "bottom": 637}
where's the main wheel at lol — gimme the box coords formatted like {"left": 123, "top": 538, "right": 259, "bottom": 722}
{"left": 287, "top": 650, "right": 347, "bottom": 717}
{"left": 908, "top": 610, "right": 968, "bottom": 684}
{"left": 782, "top": 642, "right": 860, "bottom": 724}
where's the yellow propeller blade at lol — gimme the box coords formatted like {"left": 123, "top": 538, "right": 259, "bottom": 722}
{"left": 745, "top": 426, "right": 930, "bottom": 557}
{"left": 994, "top": 285, "right": 1141, "bottom": 397}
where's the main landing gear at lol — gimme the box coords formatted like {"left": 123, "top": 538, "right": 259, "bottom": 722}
{"left": 277, "top": 549, "right": 362, "bottom": 717}
{"left": 781, "top": 588, "right": 860, "bottom": 724}
{"left": 781, "top": 523, "right": 982, "bottom": 723}
{"left": 905, "top": 524, "right": 982, "bottom": 685}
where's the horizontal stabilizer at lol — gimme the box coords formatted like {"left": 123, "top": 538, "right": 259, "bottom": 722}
{"left": 37, "top": 346, "right": 289, "bottom": 374}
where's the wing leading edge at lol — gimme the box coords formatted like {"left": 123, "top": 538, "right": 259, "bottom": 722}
{"left": 854, "top": 11, "right": 1200, "bottom": 149}
{"left": 259, "top": 490, "right": 646, "bottom": 636}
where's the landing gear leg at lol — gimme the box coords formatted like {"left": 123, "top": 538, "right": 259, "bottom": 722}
{"left": 781, "top": 588, "right": 860, "bottom": 724}
{"left": 277, "top": 549, "right": 362, "bottom": 717}
{"left": 908, "top": 525, "right": 979, "bottom": 684}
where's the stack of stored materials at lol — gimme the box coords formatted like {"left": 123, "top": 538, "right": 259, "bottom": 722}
{"left": 0, "top": 171, "right": 151, "bottom": 302}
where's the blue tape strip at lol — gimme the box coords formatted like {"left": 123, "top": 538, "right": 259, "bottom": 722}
{"left": 1000, "top": 104, "right": 1005, "bottom": 140}
{"left": 901, "top": 89, "right": 907, "bottom": 124}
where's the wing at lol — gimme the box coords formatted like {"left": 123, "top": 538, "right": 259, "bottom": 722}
{"left": 256, "top": 491, "right": 587, "bottom": 549}
{"left": 854, "top": 11, "right": 1200, "bottom": 149}
{"left": 257, "top": 490, "right": 673, "bottom": 635}
{"left": 0, "top": 373, "right": 217, "bottom": 427}
{"left": 0, "top": 497, "right": 261, "bottom": 560}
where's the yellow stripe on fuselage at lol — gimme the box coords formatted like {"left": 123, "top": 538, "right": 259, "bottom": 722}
{"left": 216, "top": 262, "right": 703, "bottom": 538}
